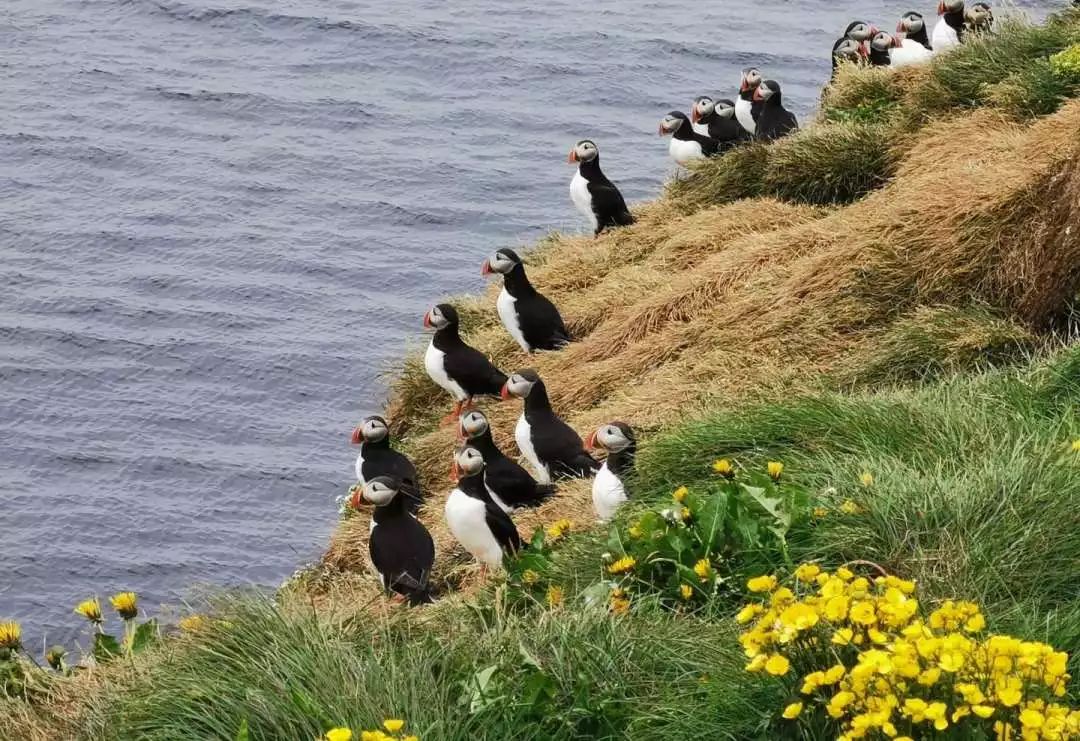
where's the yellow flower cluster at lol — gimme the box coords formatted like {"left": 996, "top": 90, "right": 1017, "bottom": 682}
{"left": 738, "top": 564, "right": 1079, "bottom": 740}
{"left": 1071, "top": 438, "right": 1080, "bottom": 453}
{"left": 607, "top": 556, "right": 636, "bottom": 575}
{"left": 1049, "top": 44, "right": 1080, "bottom": 78}
{"left": 326, "top": 719, "right": 418, "bottom": 741}
{"left": 178, "top": 615, "right": 206, "bottom": 633}
{"left": 0, "top": 620, "right": 22, "bottom": 650}
{"left": 545, "top": 519, "right": 572, "bottom": 542}
{"left": 672, "top": 486, "right": 688, "bottom": 503}
{"left": 694, "top": 558, "right": 712, "bottom": 582}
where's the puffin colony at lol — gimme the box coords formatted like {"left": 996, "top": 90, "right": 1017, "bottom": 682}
{"left": 348, "top": 1, "right": 999, "bottom": 604}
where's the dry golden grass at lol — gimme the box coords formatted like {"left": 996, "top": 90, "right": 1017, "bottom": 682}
{"left": 311, "top": 101, "right": 1080, "bottom": 611}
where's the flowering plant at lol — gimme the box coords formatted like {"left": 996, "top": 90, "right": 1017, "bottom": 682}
{"left": 738, "top": 563, "right": 1079, "bottom": 739}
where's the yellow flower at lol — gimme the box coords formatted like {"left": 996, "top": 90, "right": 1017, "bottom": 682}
{"left": 712, "top": 459, "right": 734, "bottom": 478}
{"left": 178, "top": 615, "right": 205, "bottom": 633}
{"left": 403, "top": 737, "right": 419, "bottom": 741}
{"left": 849, "top": 600, "right": 877, "bottom": 626}
{"left": 964, "top": 612, "right": 986, "bottom": 632}
{"left": 782, "top": 702, "right": 803, "bottom": 719}
{"left": 764, "top": 654, "right": 790, "bottom": 676}
{"left": 325, "top": 729, "right": 353, "bottom": 741}
{"left": 746, "top": 574, "right": 777, "bottom": 593}
{"left": 812, "top": 506, "right": 828, "bottom": 519}
{"left": 610, "top": 595, "right": 630, "bottom": 615}
{"left": 546, "top": 585, "right": 564, "bottom": 608}
{"left": 110, "top": 591, "right": 139, "bottom": 620}
{"left": 382, "top": 719, "right": 405, "bottom": 733}
{"left": 859, "top": 471, "right": 874, "bottom": 487}
{"left": 522, "top": 569, "right": 540, "bottom": 586}
{"left": 672, "top": 486, "right": 688, "bottom": 502}
{"left": 545, "top": 519, "right": 572, "bottom": 542}
{"left": 694, "top": 559, "right": 712, "bottom": 581}
{"left": 823, "top": 664, "right": 846, "bottom": 684}
{"left": 607, "top": 556, "right": 636, "bottom": 575}
{"left": 628, "top": 525, "right": 642, "bottom": 539}
{"left": 0, "top": 621, "right": 21, "bottom": 650}
{"left": 839, "top": 499, "right": 861, "bottom": 515}
{"left": 767, "top": 461, "right": 784, "bottom": 481}
{"left": 679, "top": 507, "right": 691, "bottom": 521}
{"left": 1019, "top": 709, "right": 1044, "bottom": 729}
{"left": 972, "top": 705, "right": 996, "bottom": 718}
{"left": 679, "top": 584, "right": 693, "bottom": 600}
{"left": 735, "top": 604, "right": 762, "bottom": 624}
{"left": 75, "top": 597, "right": 103, "bottom": 623}
{"left": 832, "top": 627, "right": 854, "bottom": 646}
{"left": 794, "top": 563, "right": 820, "bottom": 582}
{"left": 1072, "top": 439, "right": 1080, "bottom": 453}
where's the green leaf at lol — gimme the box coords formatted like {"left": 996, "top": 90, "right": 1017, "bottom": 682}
{"left": 235, "top": 719, "right": 250, "bottom": 741}
{"left": 742, "top": 483, "right": 792, "bottom": 533}
{"left": 530, "top": 526, "right": 547, "bottom": 551}
{"left": 92, "top": 633, "right": 121, "bottom": 663}
{"left": 130, "top": 619, "right": 159, "bottom": 654}
{"left": 693, "top": 487, "right": 730, "bottom": 554}
{"left": 467, "top": 664, "right": 500, "bottom": 714}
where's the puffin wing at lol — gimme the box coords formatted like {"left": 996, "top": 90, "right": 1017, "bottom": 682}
{"left": 587, "top": 177, "right": 635, "bottom": 227}
{"left": 534, "top": 416, "right": 600, "bottom": 479}
{"left": 484, "top": 500, "right": 522, "bottom": 553}
{"left": 708, "top": 118, "right": 750, "bottom": 146}
{"left": 518, "top": 293, "right": 571, "bottom": 350}
{"left": 370, "top": 520, "right": 435, "bottom": 596}
{"left": 443, "top": 344, "right": 508, "bottom": 397}
{"left": 487, "top": 456, "right": 556, "bottom": 509}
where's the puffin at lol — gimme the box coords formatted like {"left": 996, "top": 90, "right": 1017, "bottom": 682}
{"left": 423, "top": 303, "right": 507, "bottom": 423}
{"left": 567, "top": 139, "right": 635, "bottom": 236}
{"left": 843, "top": 20, "right": 880, "bottom": 58}
{"left": 753, "top": 80, "right": 799, "bottom": 142}
{"left": 933, "top": 0, "right": 966, "bottom": 53}
{"left": 735, "top": 67, "right": 764, "bottom": 136}
{"left": 352, "top": 476, "right": 435, "bottom": 605}
{"left": 690, "top": 97, "right": 751, "bottom": 149}
{"left": 867, "top": 31, "right": 894, "bottom": 66}
{"left": 444, "top": 445, "right": 522, "bottom": 571}
{"left": 659, "top": 111, "right": 721, "bottom": 166}
{"left": 482, "top": 248, "right": 570, "bottom": 354}
{"left": 965, "top": 2, "right": 993, "bottom": 33}
{"left": 832, "top": 37, "right": 867, "bottom": 76}
{"left": 459, "top": 409, "right": 557, "bottom": 513}
{"left": 897, "top": 11, "right": 933, "bottom": 50}
{"left": 871, "top": 31, "right": 933, "bottom": 69}
{"left": 501, "top": 369, "right": 599, "bottom": 484}
{"left": 585, "top": 422, "right": 636, "bottom": 523}
{"left": 349, "top": 415, "right": 423, "bottom": 517}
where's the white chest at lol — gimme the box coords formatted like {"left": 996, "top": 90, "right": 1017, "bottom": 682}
{"left": 497, "top": 288, "right": 530, "bottom": 353}
{"left": 592, "top": 462, "right": 627, "bottom": 522}
{"left": 569, "top": 170, "right": 599, "bottom": 233}
{"left": 735, "top": 98, "right": 756, "bottom": 135}
{"left": 354, "top": 445, "right": 365, "bottom": 483}
{"left": 444, "top": 489, "right": 504, "bottom": 568}
{"left": 424, "top": 341, "right": 467, "bottom": 400}
{"left": 515, "top": 414, "right": 550, "bottom": 484}
{"left": 932, "top": 19, "right": 959, "bottom": 52}
{"left": 669, "top": 137, "right": 704, "bottom": 166}
{"left": 485, "top": 480, "right": 513, "bottom": 514}
{"left": 690, "top": 120, "right": 709, "bottom": 138}
{"left": 892, "top": 39, "right": 933, "bottom": 67}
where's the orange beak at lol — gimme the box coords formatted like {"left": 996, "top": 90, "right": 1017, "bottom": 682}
{"left": 450, "top": 458, "right": 461, "bottom": 482}
{"left": 350, "top": 426, "right": 363, "bottom": 445}
{"left": 690, "top": 108, "right": 699, "bottom": 124}
{"left": 568, "top": 149, "right": 578, "bottom": 163}
{"left": 896, "top": 20, "right": 905, "bottom": 32}
{"left": 481, "top": 259, "right": 492, "bottom": 276}
{"left": 753, "top": 87, "right": 764, "bottom": 102}
{"left": 585, "top": 430, "right": 598, "bottom": 450}
{"left": 658, "top": 124, "right": 666, "bottom": 136}
{"left": 349, "top": 488, "right": 364, "bottom": 510}
{"left": 423, "top": 312, "right": 432, "bottom": 328}
{"left": 938, "top": 1, "right": 945, "bottom": 14}
{"left": 500, "top": 383, "right": 511, "bottom": 400}
{"left": 739, "top": 79, "right": 749, "bottom": 93}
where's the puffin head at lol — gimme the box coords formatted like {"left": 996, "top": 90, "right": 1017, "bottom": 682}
{"left": 691, "top": 96, "right": 715, "bottom": 124}
{"left": 966, "top": 2, "right": 992, "bottom": 30}
{"left": 459, "top": 409, "right": 490, "bottom": 441}
{"left": 938, "top": 0, "right": 963, "bottom": 15}
{"left": 350, "top": 415, "right": 388, "bottom": 445}
{"left": 501, "top": 368, "right": 540, "bottom": 400}
{"left": 897, "top": 11, "right": 925, "bottom": 34}
{"left": 568, "top": 139, "right": 599, "bottom": 164}
{"left": 871, "top": 31, "right": 900, "bottom": 52}
{"left": 713, "top": 98, "right": 737, "bottom": 119}
{"left": 350, "top": 475, "right": 400, "bottom": 510}
{"left": 833, "top": 37, "right": 866, "bottom": 64}
{"left": 482, "top": 248, "right": 521, "bottom": 277}
{"left": 659, "top": 111, "right": 688, "bottom": 136}
{"left": 739, "top": 67, "right": 763, "bottom": 93}
{"left": 452, "top": 445, "right": 485, "bottom": 481}
{"left": 844, "top": 21, "right": 879, "bottom": 42}
{"left": 753, "top": 79, "right": 782, "bottom": 104}
{"left": 423, "top": 303, "right": 457, "bottom": 331}
{"left": 585, "top": 422, "right": 635, "bottom": 453}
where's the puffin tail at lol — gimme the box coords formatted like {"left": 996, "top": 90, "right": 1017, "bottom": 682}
{"left": 514, "top": 483, "right": 558, "bottom": 510}
{"left": 616, "top": 210, "right": 635, "bottom": 226}
{"left": 406, "top": 588, "right": 435, "bottom": 606}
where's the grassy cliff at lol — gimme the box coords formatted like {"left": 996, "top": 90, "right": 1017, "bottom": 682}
{"left": 3, "top": 8, "right": 1080, "bottom": 741}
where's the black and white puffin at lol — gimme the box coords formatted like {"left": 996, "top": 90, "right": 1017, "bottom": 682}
{"left": 352, "top": 476, "right": 435, "bottom": 605}
{"left": 481, "top": 248, "right": 570, "bottom": 354}
{"left": 567, "top": 139, "right": 635, "bottom": 236}
{"left": 965, "top": 2, "right": 993, "bottom": 33}
{"left": 832, "top": 37, "right": 867, "bottom": 76}
{"left": 735, "top": 67, "right": 764, "bottom": 136}
{"left": 459, "top": 409, "right": 556, "bottom": 513}
{"left": 897, "top": 11, "right": 933, "bottom": 50}
{"left": 844, "top": 20, "right": 880, "bottom": 53}
{"left": 659, "top": 111, "right": 720, "bottom": 166}
{"left": 690, "top": 97, "right": 751, "bottom": 149}
{"left": 501, "top": 369, "right": 599, "bottom": 483}
{"left": 753, "top": 80, "right": 799, "bottom": 142}
{"left": 585, "top": 422, "right": 636, "bottom": 523}
{"left": 423, "top": 304, "right": 507, "bottom": 423}
{"left": 444, "top": 445, "right": 522, "bottom": 570}
{"left": 867, "top": 31, "right": 893, "bottom": 66}
{"left": 349, "top": 415, "right": 423, "bottom": 517}
{"left": 874, "top": 30, "right": 933, "bottom": 68}
{"left": 933, "top": 0, "right": 966, "bottom": 52}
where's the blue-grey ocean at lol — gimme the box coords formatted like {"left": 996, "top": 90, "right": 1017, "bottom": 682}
{"left": 1, "top": 0, "right": 1060, "bottom": 647}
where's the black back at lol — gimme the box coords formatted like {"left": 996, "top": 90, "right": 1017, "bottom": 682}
{"left": 755, "top": 82, "right": 799, "bottom": 143}
{"left": 369, "top": 493, "right": 435, "bottom": 605}
{"left": 458, "top": 470, "right": 523, "bottom": 553}
{"left": 699, "top": 102, "right": 751, "bottom": 148}
{"left": 944, "top": 9, "right": 966, "bottom": 40}
{"left": 908, "top": 25, "right": 931, "bottom": 49}
{"left": 359, "top": 438, "right": 423, "bottom": 516}
{"left": 468, "top": 427, "right": 556, "bottom": 510}
{"left": 499, "top": 256, "right": 571, "bottom": 352}
{"left": 522, "top": 376, "right": 600, "bottom": 479}
{"left": 577, "top": 156, "right": 634, "bottom": 233}
{"left": 432, "top": 304, "right": 508, "bottom": 396}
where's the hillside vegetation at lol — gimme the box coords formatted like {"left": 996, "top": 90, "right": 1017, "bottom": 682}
{"left": 3, "top": 8, "right": 1080, "bottom": 741}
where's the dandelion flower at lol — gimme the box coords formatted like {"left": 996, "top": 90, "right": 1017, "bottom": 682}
{"left": 382, "top": 719, "right": 405, "bottom": 733}
{"left": 607, "top": 556, "right": 636, "bottom": 575}
{"left": 0, "top": 621, "right": 21, "bottom": 651}
{"left": 627, "top": 525, "right": 642, "bottom": 539}
{"left": 712, "top": 459, "right": 734, "bottom": 478}
{"left": 522, "top": 569, "right": 540, "bottom": 586}
{"left": 839, "top": 499, "right": 861, "bottom": 515}
{"left": 672, "top": 486, "right": 688, "bottom": 502}
{"left": 680, "top": 507, "right": 691, "bottom": 521}
{"left": 746, "top": 574, "right": 777, "bottom": 593}
{"left": 546, "top": 585, "right": 564, "bottom": 608}
{"left": 75, "top": 597, "right": 103, "bottom": 623}
{"left": 764, "top": 654, "right": 790, "bottom": 676}
{"left": 812, "top": 506, "right": 828, "bottom": 519}
{"left": 693, "top": 559, "right": 712, "bottom": 581}
{"left": 782, "top": 702, "right": 803, "bottom": 719}
{"left": 610, "top": 595, "right": 630, "bottom": 615}
{"left": 859, "top": 471, "right": 874, "bottom": 487}
{"left": 545, "top": 518, "right": 572, "bottom": 542}
{"left": 679, "top": 584, "right": 693, "bottom": 600}
{"left": 110, "top": 591, "right": 139, "bottom": 620}
{"left": 794, "top": 563, "right": 820, "bottom": 582}
{"left": 1072, "top": 439, "right": 1080, "bottom": 453}
{"left": 178, "top": 615, "right": 205, "bottom": 633}
{"left": 325, "top": 729, "right": 353, "bottom": 741}
{"left": 767, "top": 461, "right": 784, "bottom": 481}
